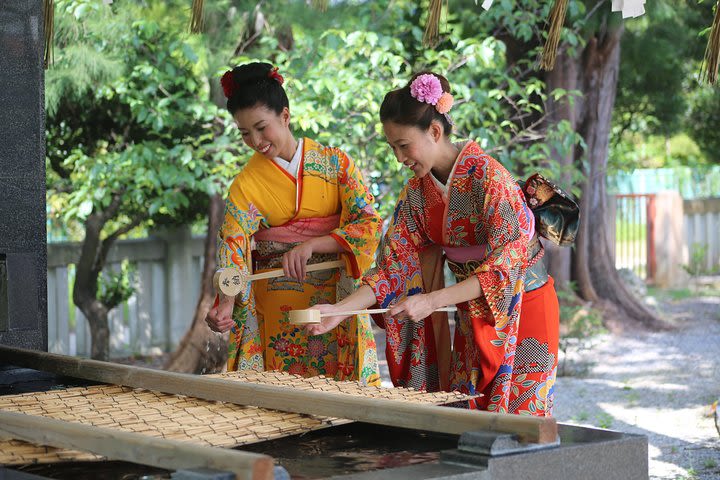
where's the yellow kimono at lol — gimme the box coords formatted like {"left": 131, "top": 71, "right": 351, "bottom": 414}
{"left": 217, "top": 138, "right": 382, "bottom": 385}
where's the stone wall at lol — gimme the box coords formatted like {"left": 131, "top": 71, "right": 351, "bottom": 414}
{"left": 0, "top": 1, "right": 47, "bottom": 350}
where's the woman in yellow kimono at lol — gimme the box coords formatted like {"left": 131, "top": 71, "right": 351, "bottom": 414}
{"left": 204, "top": 62, "right": 382, "bottom": 386}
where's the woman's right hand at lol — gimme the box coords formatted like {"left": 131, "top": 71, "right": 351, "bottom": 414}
{"left": 304, "top": 303, "right": 351, "bottom": 336}
{"left": 205, "top": 296, "right": 236, "bottom": 333}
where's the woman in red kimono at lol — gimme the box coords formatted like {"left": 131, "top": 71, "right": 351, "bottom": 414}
{"left": 308, "top": 72, "right": 572, "bottom": 416}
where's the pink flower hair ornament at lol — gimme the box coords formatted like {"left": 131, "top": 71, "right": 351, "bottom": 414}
{"left": 410, "top": 74, "right": 454, "bottom": 114}
{"left": 436, "top": 92, "right": 454, "bottom": 114}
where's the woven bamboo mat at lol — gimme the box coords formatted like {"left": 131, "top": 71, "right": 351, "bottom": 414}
{"left": 0, "top": 370, "right": 473, "bottom": 466}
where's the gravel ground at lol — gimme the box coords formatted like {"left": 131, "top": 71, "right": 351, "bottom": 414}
{"left": 374, "top": 289, "right": 720, "bottom": 480}
{"left": 553, "top": 292, "right": 720, "bottom": 480}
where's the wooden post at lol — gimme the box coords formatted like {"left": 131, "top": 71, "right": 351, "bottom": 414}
{"left": 0, "top": 410, "right": 274, "bottom": 480}
{"left": 653, "top": 192, "right": 686, "bottom": 287}
{"left": 0, "top": 346, "right": 558, "bottom": 444}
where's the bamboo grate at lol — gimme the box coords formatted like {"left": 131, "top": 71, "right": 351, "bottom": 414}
{"left": 0, "top": 370, "right": 473, "bottom": 466}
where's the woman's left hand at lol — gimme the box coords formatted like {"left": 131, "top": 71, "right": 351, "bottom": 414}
{"left": 282, "top": 242, "right": 314, "bottom": 280}
{"left": 388, "top": 293, "right": 438, "bottom": 322}
{"left": 304, "top": 303, "right": 349, "bottom": 336}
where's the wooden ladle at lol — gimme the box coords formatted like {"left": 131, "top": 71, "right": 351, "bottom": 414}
{"left": 289, "top": 306, "right": 457, "bottom": 325}
{"left": 213, "top": 260, "right": 345, "bottom": 296}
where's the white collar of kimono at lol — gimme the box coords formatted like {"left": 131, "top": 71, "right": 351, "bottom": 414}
{"left": 272, "top": 138, "right": 304, "bottom": 178}
{"left": 429, "top": 140, "right": 470, "bottom": 194}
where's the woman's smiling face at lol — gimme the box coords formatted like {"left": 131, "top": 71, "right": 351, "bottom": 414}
{"left": 233, "top": 104, "right": 294, "bottom": 159}
{"left": 383, "top": 120, "right": 441, "bottom": 179}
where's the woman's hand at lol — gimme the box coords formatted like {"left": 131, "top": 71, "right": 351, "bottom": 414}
{"left": 304, "top": 303, "right": 351, "bottom": 336}
{"left": 388, "top": 293, "right": 438, "bottom": 322}
{"left": 205, "top": 296, "right": 235, "bottom": 333}
{"left": 282, "top": 241, "right": 314, "bottom": 281}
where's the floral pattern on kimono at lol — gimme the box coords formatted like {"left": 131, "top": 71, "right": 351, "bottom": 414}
{"left": 363, "top": 140, "right": 532, "bottom": 412}
{"left": 217, "top": 138, "right": 382, "bottom": 386}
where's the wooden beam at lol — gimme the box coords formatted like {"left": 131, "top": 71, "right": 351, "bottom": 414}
{"left": 0, "top": 346, "right": 558, "bottom": 444}
{"left": 0, "top": 410, "right": 274, "bottom": 480}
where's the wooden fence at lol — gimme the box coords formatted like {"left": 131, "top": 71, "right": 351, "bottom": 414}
{"left": 612, "top": 194, "right": 719, "bottom": 286}
{"left": 47, "top": 227, "right": 205, "bottom": 358}
{"left": 684, "top": 198, "right": 720, "bottom": 274}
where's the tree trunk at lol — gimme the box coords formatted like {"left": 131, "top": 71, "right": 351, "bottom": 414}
{"left": 164, "top": 194, "right": 228, "bottom": 373}
{"left": 544, "top": 48, "right": 579, "bottom": 290}
{"left": 74, "top": 214, "right": 111, "bottom": 360}
{"left": 569, "top": 25, "right": 663, "bottom": 328}
{"left": 87, "top": 303, "right": 110, "bottom": 360}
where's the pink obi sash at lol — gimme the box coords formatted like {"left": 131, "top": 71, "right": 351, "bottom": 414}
{"left": 442, "top": 217, "right": 535, "bottom": 263}
{"left": 442, "top": 244, "right": 489, "bottom": 263}
{"left": 253, "top": 214, "right": 340, "bottom": 243}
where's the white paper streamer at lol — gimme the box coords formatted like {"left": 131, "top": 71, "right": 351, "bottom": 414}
{"left": 620, "top": 0, "right": 646, "bottom": 18}
{"left": 481, "top": 0, "right": 494, "bottom": 10}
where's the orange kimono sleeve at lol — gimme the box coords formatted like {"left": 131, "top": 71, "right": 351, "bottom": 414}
{"left": 328, "top": 149, "right": 383, "bottom": 278}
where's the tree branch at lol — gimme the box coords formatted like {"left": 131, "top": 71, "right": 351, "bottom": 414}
{"left": 95, "top": 215, "right": 147, "bottom": 274}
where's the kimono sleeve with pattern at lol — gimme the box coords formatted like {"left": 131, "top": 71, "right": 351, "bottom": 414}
{"left": 217, "top": 176, "right": 267, "bottom": 284}
{"left": 328, "top": 149, "right": 383, "bottom": 278}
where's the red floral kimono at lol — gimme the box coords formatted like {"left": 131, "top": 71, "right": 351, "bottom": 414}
{"left": 363, "top": 140, "right": 535, "bottom": 414}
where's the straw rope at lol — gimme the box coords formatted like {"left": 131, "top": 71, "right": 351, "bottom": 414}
{"left": 311, "top": 0, "right": 329, "bottom": 12}
{"left": 190, "top": 0, "right": 204, "bottom": 34}
{"left": 42, "top": 0, "right": 54, "bottom": 69}
{"left": 701, "top": 0, "right": 720, "bottom": 85}
{"left": 539, "top": 0, "right": 569, "bottom": 71}
{"left": 423, "top": 0, "right": 447, "bottom": 48}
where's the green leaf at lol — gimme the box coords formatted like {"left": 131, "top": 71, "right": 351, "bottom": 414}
{"left": 78, "top": 200, "right": 93, "bottom": 218}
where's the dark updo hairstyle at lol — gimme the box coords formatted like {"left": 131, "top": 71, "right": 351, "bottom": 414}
{"left": 379, "top": 71, "right": 453, "bottom": 135}
{"left": 224, "top": 62, "right": 289, "bottom": 116}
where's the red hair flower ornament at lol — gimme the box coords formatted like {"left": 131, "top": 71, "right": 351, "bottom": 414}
{"left": 220, "top": 71, "right": 236, "bottom": 99}
{"left": 220, "top": 65, "right": 284, "bottom": 99}
{"left": 268, "top": 67, "right": 284, "bottom": 85}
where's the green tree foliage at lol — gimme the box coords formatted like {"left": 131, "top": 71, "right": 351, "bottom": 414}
{"left": 221, "top": 1, "right": 581, "bottom": 213}
{"left": 46, "top": 0, "right": 240, "bottom": 358}
{"left": 688, "top": 87, "right": 720, "bottom": 163}
{"left": 47, "top": 0, "right": 586, "bottom": 358}
{"left": 611, "top": 0, "right": 718, "bottom": 169}
{"left": 47, "top": 1, "right": 235, "bottom": 237}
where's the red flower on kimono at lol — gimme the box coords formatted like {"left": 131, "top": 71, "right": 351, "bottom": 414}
{"left": 324, "top": 360, "right": 338, "bottom": 376}
{"left": 454, "top": 156, "right": 486, "bottom": 178}
{"left": 287, "top": 361, "right": 308, "bottom": 376}
{"left": 287, "top": 343, "right": 306, "bottom": 357}
{"left": 336, "top": 335, "right": 350, "bottom": 348}
{"left": 280, "top": 304, "right": 292, "bottom": 312}
{"left": 273, "top": 337, "right": 290, "bottom": 354}
{"left": 338, "top": 361, "right": 355, "bottom": 376}
{"left": 409, "top": 325, "right": 426, "bottom": 366}
{"left": 491, "top": 212, "right": 506, "bottom": 231}
{"left": 248, "top": 343, "right": 264, "bottom": 355}
{"left": 375, "top": 279, "right": 395, "bottom": 301}
{"left": 410, "top": 340, "right": 423, "bottom": 366}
